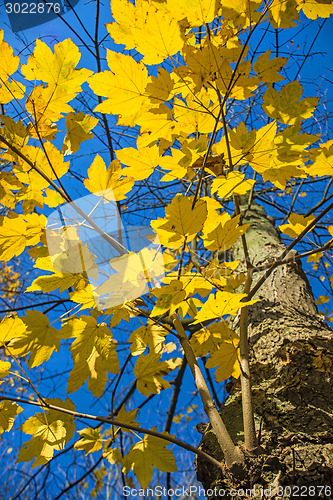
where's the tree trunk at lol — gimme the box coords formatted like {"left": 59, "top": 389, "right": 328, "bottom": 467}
{"left": 196, "top": 198, "right": 333, "bottom": 499}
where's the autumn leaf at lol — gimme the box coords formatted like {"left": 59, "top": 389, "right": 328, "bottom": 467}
{"left": 60, "top": 316, "right": 119, "bottom": 397}
{"left": 122, "top": 431, "right": 177, "bottom": 488}
{"left": 74, "top": 428, "right": 103, "bottom": 455}
{"left": 0, "top": 31, "right": 25, "bottom": 103}
{"left": 107, "top": 0, "right": 185, "bottom": 65}
{"left": 134, "top": 352, "right": 181, "bottom": 396}
{"left": 0, "top": 30, "right": 20, "bottom": 80}
{"left": 26, "top": 253, "right": 89, "bottom": 294}
{"left": 192, "top": 291, "right": 257, "bottom": 324}
{"left": 202, "top": 213, "right": 249, "bottom": 251}
{"left": 114, "top": 405, "right": 140, "bottom": 433}
{"left": 300, "top": 0, "right": 333, "bottom": 20}
{"left": 84, "top": 154, "right": 134, "bottom": 200}
{"left": 0, "top": 401, "right": 23, "bottom": 435}
{"left": 306, "top": 139, "right": 333, "bottom": 177}
{"left": 253, "top": 49, "right": 288, "bottom": 83}
{"left": 206, "top": 341, "right": 241, "bottom": 382}
{"left": 151, "top": 195, "right": 207, "bottom": 249}
{"left": 61, "top": 112, "right": 98, "bottom": 155}
{"left": 88, "top": 51, "right": 151, "bottom": 127}
{"left": 262, "top": 81, "right": 319, "bottom": 125}
{"left": 190, "top": 321, "right": 239, "bottom": 357}
{"left": 211, "top": 172, "right": 255, "bottom": 199}
{"left": 22, "top": 38, "right": 92, "bottom": 120}
{"left": 151, "top": 280, "right": 186, "bottom": 317}
{"left": 129, "top": 324, "right": 168, "bottom": 355}
{"left": 0, "top": 360, "right": 11, "bottom": 378}
{"left": 279, "top": 213, "right": 315, "bottom": 238}
{"left": 0, "top": 315, "right": 27, "bottom": 345}
{"left": 17, "top": 398, "right": 76, "bottom": 468}
{"left": 116, "top": 144, "right": 160, "bottom": 181}
{"left": 8, "top": 311, "right": 60, "bottom": 368}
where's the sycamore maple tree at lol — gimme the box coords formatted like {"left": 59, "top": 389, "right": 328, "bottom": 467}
{"left": 0, "top": 0, "right": 333, "bottom": 497}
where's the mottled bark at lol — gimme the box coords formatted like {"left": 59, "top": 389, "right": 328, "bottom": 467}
{"left": 196, "top": 198, "right": 333, "bottom": 499}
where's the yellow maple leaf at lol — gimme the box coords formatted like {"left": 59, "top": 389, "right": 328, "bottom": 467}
{"left": 134, "top": 352, "right": 181, "bottom": 396}
{"left": 0, "top": 30, "right": 20, "bottom": 80}
{"left": 262, "top": 81, "right": 319, "bottom": 125}
{"left": 14, "top": 142, "right": 70, "bottom": 193}
{"left": 192, "top": 290, "right": 257, "bottom": 324}
{"left": 167, "top": 0, "right": 219, "bottom": 26}
{"left": 17, "top": 398, "right": 76, "bottom": 468}
{"left": 220, "top": 0, "right": 262, "bottom": 28}
{"left": 261, "top": 164, "right": 306, "bottom": 190}
{"left": 0, "top": 31, "right": 25, "bottom": 104}
{"left": 205, "top": 341, "right": 241, "bottom": 382}
{"left": 279, "top": 213, "right": 315, "bottom": 238}
{"left": 306, "top": 139, "right": 333, "bottom": 177}
{"left": 173, "top": 90, "right": 220, "bottom": 137}
{"left": 159, "top": 148, "right": 188, "bottom": 182}
{"left": 129, "top": 324, "right": 168, "bottom": 355}
{"left": 190, "top": 321, "right": 239, "bottom": 357}
{"left": 107, "top": 0, "right": 184, "bottom": 65}
{"left": 0, "top": 213, "right": 45, "bottom": 262}
{"left": 151, "top": 195, "right": 207, "bottom": 249}
{"left": 26, "top": 250, "right": 92, "bottom": 294}
{"left": 246, "top": 121, "right": 277, "bottom": 172}
{"left": 0, "top": 360, "right": 11, "bottom": 379}
{"left": 114, "top": 405, "right": 140, "bottom": 433}
{"left": 122, "top": 431, "right": 177, "bottom": 489}
{"left": 299, "top": 0, "right": 333, "bottom": 20}
{"left": 61, "top": 112, "right": 98, "bottom": 155}
{"left": 84, "top": 154, "right": 134, "bottom": 201}
{"left": 95, "top": 246, "right": 164, "bottom": 309}
{"left": 146, "top": 68, "right": 174, "bottom": 104}
{"left": 8, "top": 311, "right": 60, "bottom": 368}
{"left": 228, "top": 122, "right": 257, "bottom": 153}
{"left": 268, "top": 0, "right": 300, "bottom": 28}
{"left": 151, "top": 280, "right": 186, "bottom": 317}
{"left": 211, "top": 172, "right": 255, "bottom": 199}
{"left": 60, "top": 316, "right": 119, "bottom": 397}
{"left": 74, "top": 428, "right": 103, "bottom": 455}
{"left": 22, "top": 39, "right": 92, "bottom": 120}
{"left": 202, "top": 213, "right": 249, "bottom": 251}
{"left": 89, "top": 51, "right": 151, "bottom": 127}
{"left": 0, "top": 215, "right": 26, "bottom": 261}
{"left": 117, "top": 145, "right": 160, "bottom": 180}
{"left": 0, "top": 315, "right": 27, "bottom": 346}
{"left": 0, "top": 401, "right": 23, "bottom": 435}
{"left": 253, "top": 50, "right": 288, "bottom": 83}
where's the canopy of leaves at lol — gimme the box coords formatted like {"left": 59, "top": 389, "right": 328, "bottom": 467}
{"left": 0, "top": 0, "right": 332, "bottom": 495}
